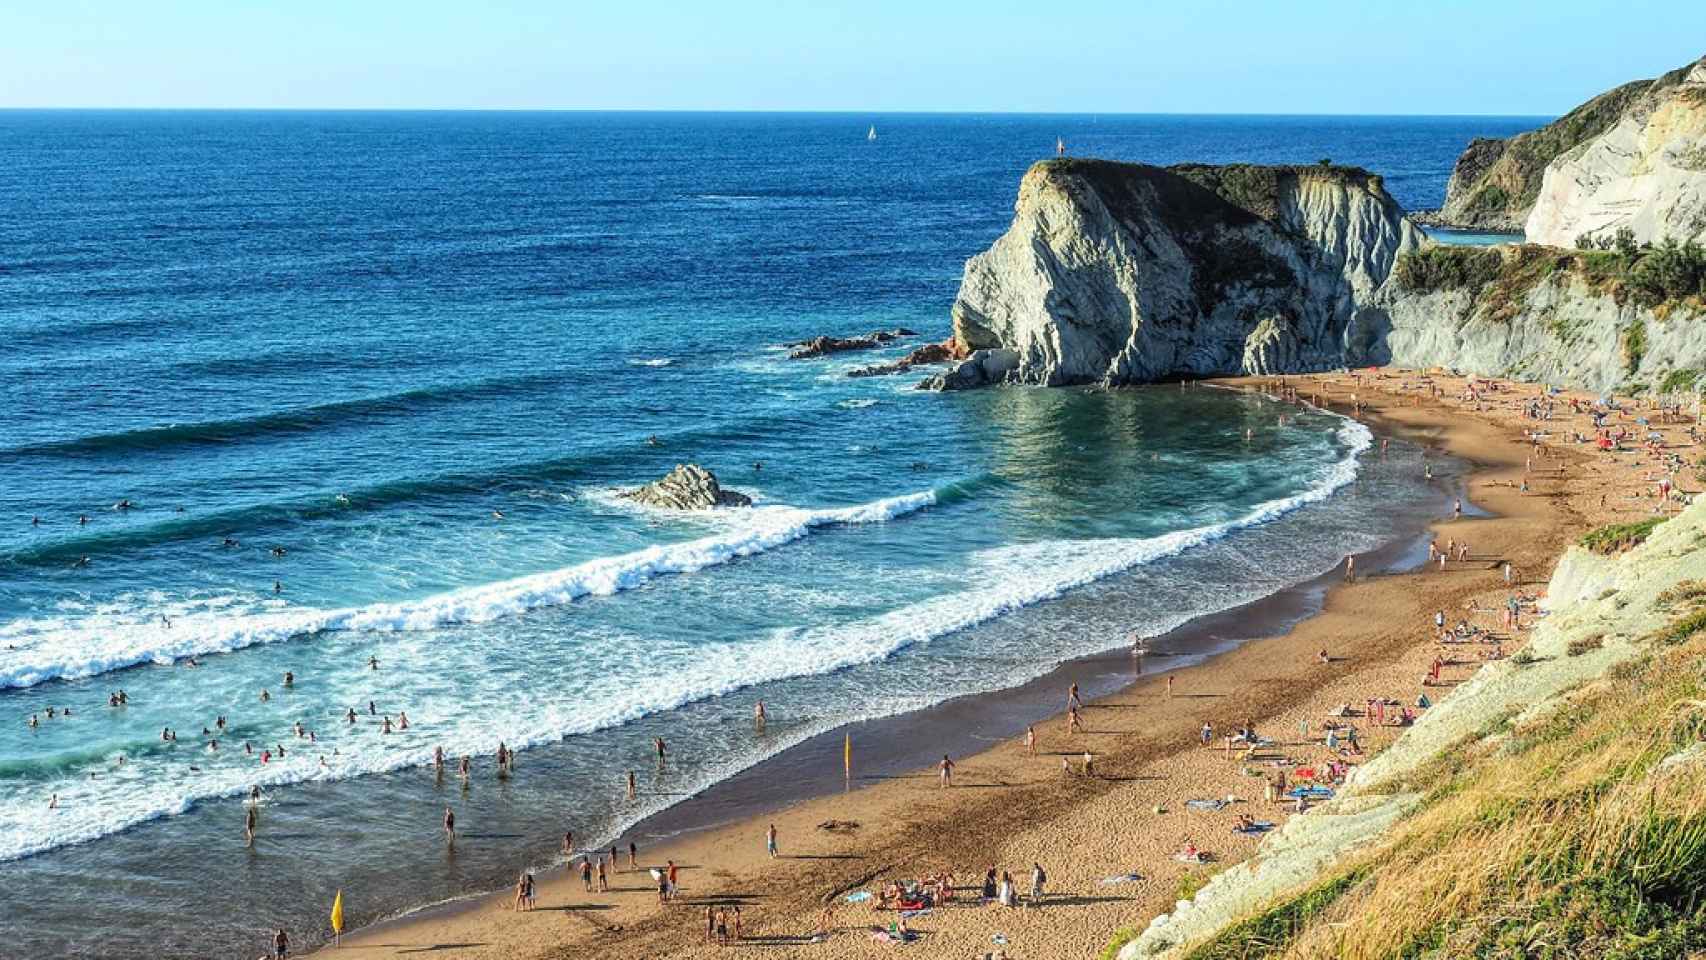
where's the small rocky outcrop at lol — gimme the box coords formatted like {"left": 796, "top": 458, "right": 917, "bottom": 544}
{"left": 620, "top": 464, "right": 751, "bottom": 510}
{"left": 937, "top": 158, "right": 1422, "bottom": 388}
{"left": 786, "top": 328, "right": 918, "bottom": 360}
{"left": 846, "top": 338, "right": 968, "bottom": 377}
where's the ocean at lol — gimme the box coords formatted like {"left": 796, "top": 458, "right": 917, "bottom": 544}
{"left": 0, "top": 110, "right": 1539, "bottom": 958}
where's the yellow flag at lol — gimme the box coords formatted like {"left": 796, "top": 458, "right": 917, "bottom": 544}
{"left": 330, "top": 888, "right": 344, "bottom": 935}
{"left": 843, "top": 733, "right": 851, "bottom": 779}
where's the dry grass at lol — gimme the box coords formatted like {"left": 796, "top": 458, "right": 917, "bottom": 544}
{"left": 1185, "top": 637, "right": 1706, "bottom": 959}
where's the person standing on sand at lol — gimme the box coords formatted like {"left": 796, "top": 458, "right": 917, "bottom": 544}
{"left": 939, "top": 754, "right": 955, "bottom": 787}
{"left": 1344, "top": 555, "right": 1356, "bottom": 582}
{"left": 1025, "top": 724, "right": 1036, "bottom": 755}
{"left": 1030, "top": 862, "right": 1047, "bottom": 907}
{"left": 1200, "top": 721, "right": 1213, "bottom": 746}
{"left": 705, "top": 905, "right": 715, "bottom": 941}
{"left": 1167, "top": 675, "right": 1175, "bottom": 699}
{"left": 580, "top": 857, "right": 594, "bottom": 892}
{"left": 1067, "top": 705, "right": 1082, "bottom": 735}
{"left": 629, "top": 840, "right": 638, "bottom": 870}
{"left": 766, "top": 822, "right": 778, "bottom": 858}
{"left": 666, "top": 859, "right": 679, "bottom": 900}
{"left": 597, "top": 854, "right": 608, "bottom": 891}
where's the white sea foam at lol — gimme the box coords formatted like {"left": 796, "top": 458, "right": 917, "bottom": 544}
{"left": 0, "top": 490, "right": 937, "bottom": 691}
{"left": 0, "top": 420, "right": 1371, "bottom": 863}
{"left": 625, "top": 357, "right": 674, "bottom": 367}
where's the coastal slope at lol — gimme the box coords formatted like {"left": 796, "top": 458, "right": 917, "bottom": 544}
{"left": 1123, "top": 497, "right": 1706, "bottom": 959}
{"left": 937, "top": 159, "right": 1423, "bottom": 388}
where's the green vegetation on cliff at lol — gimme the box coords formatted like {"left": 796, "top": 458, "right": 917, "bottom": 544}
{"left": 1392, "top": 240, "right": 1706, "bottom": 317}
{"left": 1580, "top": 517, "right": 1668, "bottom": 555}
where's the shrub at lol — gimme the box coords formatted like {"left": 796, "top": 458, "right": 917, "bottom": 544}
{"left": 1579, "top": 517, "right": 1667, "bottom": 555}
{"left": 1393, "top": 247, "right": 1505, "bottom": 293}
{"left": 1099, "top": 928, "right": 1139, "bottom": 960}
{"left": 1567, "top": 635, "right": 1605, "bottom": 656}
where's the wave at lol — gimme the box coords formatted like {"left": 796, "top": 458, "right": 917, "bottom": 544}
{"left": 0, "top": 419, "right": 1371, "bottom": 863}
{"left": 625, "top": 357, "right": 674, "bottom": 367}
{"left": 2, "top": 372, "right": 572, "bottom": 460}
{"left": 0, "top": 488, "right": 940, "bottom": 690}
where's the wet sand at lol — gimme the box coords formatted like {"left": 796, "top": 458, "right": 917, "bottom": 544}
{"left": 319, "top": 370, "right": 1694, "bottom": 959}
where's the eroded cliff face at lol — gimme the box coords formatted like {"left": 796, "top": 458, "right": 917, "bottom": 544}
{"left": 1526, "top": 57, "right": 1706, "bottom": 247}
{"left": 939, "top": 160, "right": 1424, "bottom": 388}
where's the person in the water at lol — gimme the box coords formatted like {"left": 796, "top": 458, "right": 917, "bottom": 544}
{"left": 222, "top": 537, "right": 239, "bottom": 547}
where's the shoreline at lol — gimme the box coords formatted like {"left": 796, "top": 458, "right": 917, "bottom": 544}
{"left": 333, "top": 457, "right": 1452, "bottom": 946}
{"left": 322, "top": 376, "right": 1538, "bottom": 960}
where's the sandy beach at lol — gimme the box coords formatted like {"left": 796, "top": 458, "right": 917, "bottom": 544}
{"left": 317, "top": 369, "right": 1695, "bottom": 960}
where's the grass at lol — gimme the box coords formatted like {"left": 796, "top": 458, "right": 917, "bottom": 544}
{"left": 1099, "top": 928, "right": 1139, "bottom": 960}
{"left": 1568, "top": 634, "right": 1606, "bottom": 656}
{"left": 1658, "top": 580, "right": 1706, "bottom": 610}
{"left": 1186, "top": 634, "right": 1706, "bottom": 959}
{"left": 1580, "top": 517, "right": 1668, "bottom": 555}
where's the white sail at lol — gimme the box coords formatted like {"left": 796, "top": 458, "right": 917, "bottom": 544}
{"left": 867, "top": 125, "right": 877, "bottom": 141}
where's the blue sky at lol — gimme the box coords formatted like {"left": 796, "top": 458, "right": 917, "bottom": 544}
{"left": 2, "top": 1, "right": 1701, "bottom": 114}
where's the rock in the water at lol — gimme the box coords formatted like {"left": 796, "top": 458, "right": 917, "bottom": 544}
{"left": 786, "top": 328, "right": 917, "bottom": 359}
{"left": 847, "top": 338, "right": 968, "bottom": 377}
{"left": 621, "top": 464, "right": 752, "bottom": 510}
{"left": 945, "top": 158, "right": 1422, "bottom": 387}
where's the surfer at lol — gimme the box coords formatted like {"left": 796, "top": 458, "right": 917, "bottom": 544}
{"left": 72, "top": 556, "right": 90, "bottom": 568}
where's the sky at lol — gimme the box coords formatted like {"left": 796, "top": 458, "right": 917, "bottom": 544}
{"left": 1, "top": 1, "right": 1702, "bottom": 114}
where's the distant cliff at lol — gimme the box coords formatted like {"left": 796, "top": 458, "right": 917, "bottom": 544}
{"left": 935, "top": 159, "right": 1424, "bottom": 388}
{"left": 931, "top": 158, "right": 1706, "bottom": 394}
{"left": 1430, "top": 54, "right": 1706, "bottom": 245}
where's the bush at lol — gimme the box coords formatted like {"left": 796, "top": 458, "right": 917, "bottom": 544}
{"left": 1567, "top": 635, "right": 1605, "bottom": 656}
{"left": 1099, "top": 928, "right": 1139, "bottom": 960}
{"left": 1393, "top": 247, "right": 1505, "bottom": 292}
{"left": 1579, "top": 517, "right": 1667, "bottom": 554}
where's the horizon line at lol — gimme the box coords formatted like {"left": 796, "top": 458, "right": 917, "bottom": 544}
{"left": 0, "top": 106, "right": 1557, "bottom": 120}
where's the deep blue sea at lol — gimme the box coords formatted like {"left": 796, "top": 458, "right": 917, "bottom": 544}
{"left": 0, "top": 111, "right": 1539, "bottom": 958}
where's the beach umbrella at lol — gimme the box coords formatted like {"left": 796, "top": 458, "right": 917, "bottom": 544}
{"left": 330, "top": 889, "right": 344, "bottom": 946}
{"left": 843, "top": 733, "right": 851, "bottom": 783}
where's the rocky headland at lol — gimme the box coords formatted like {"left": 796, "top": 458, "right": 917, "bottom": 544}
{"left": 901, "top": 55, "right": 1706, "bottom": 396}
{"left": 620, "top": 464, "right": 751, "bottom": 510}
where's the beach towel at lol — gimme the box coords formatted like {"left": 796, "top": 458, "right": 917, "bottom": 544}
{"left": 899, "top": 908, "right": 932, "bottom": 920}
{"left": 1172, "top": 852, "right": 1207, "bottom": 863}
{"left": 1287, "top": 785, "right": 1334, "bottom": 799}
{"left": 1234, "top": 822, "right": 1276, "bottom": 834}
{"left": 845, "top": 891, "right": 873, "bottom": 903}
{"left": 1100, "top": 873, "right": 1143, "bottom": 884}
{"left": 1185, "top": 799, "right": 1227, "bottom": 811}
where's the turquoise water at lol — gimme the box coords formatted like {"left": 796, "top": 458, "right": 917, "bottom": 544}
{"left": 0, "top": 111, "right": 1532, "bottom": 957}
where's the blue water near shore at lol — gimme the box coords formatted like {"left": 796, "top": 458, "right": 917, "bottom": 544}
{"left": 0, "top": 111, "right": 1537, "bottom": 958}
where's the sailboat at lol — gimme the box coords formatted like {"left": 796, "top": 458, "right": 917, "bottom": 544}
{"left": 867, "top": 125, "right": 877, "bottom": 142}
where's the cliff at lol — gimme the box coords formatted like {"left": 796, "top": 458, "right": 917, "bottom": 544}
{"left": 1355, "top": 244, "right": 1706, "bottom": 393}
{"left": 1121, "top": 500, "right": 1706, "bottom": 959}
{"left": 936, "top": 159, "right": 1424, "bottom": 388}
{"left": 1526, "top": 56, "right": 1706, "bottom": 247}
{"left": 1430, "top": 79, "right": 1656, "bottom": 231}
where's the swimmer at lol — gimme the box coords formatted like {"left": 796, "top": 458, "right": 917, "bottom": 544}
{"left": 282, "top": 670, "right": 293, "bottom": 688}
{"left": 116, "top": 499, "right": 133, "bottom": 511}
{"left": 336, "top": 494, "right": 350, "bottom": 505}
{"left": 434, "top": 745, "right": 445, "bottom": 769}
{"left": 160, "top": 614, "right": 171, "bottom": 629}
{"left": 269, "top": 547, "right": 286, "bottom": 557}
{"left": 48, "top": 793, "right": 59, "bottom": 810}
{"left": 646, "top": 435, "right": 661, "bottom": 446}
{"left": 31, "top": 516, "right": 38, "bottom": 526}
{"left": 72, "top": 556, "right": 91, "bottom": 568}
{"left": 222, "top": 537, "right": 239, "bottom": 548}
{"left": 369, "top": 656, "right": 379, "bottom": 671}
{"left": 259, "top": 689, "right": 270, "bottom": 702}
{"left": 346, "top": 708, "right": 357, "bottom": 724}
{"left": 273, "top": 580, "right": 283, "bottom": 594}
{"left": 381, "top": 716, "right": 393, "bottom": 734}
{"left": 398, "top": 711, "right": 409, "bottom": 730}
{"left": 492, "top": 509, "right": 505, "bottom": 520}
{"left": 754, "top": 700, "right": 767, "bottom": 729}
{"left": 78, "top": 515, "right": 89, "bottom": 526}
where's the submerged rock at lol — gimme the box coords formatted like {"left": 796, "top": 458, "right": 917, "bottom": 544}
{"left": 847, "top": 337, "right": 968, "bottom": 377}
{"left": 787, "top": 328, "right": 918, "bottom": 359}
{"left": 621, "top": 464, "right": 752, "bottom": 510}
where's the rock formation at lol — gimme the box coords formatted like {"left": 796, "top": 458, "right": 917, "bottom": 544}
{"left": 620, "top": 464, "right": 752, "bottom": 510}
{"left": 786, "top": 328, "right": 917, "bottom": 360}
{"left": 934, "top": 159, "right": 1423, "bottom": 388}
{"left": 846, "top": 338, "right": 968, "bottom": 378}
{"left": 1427, "top": 78, "right": 1657, "bottom": 231}
{"left": 1525, "top": 56, "right": 1706, "bottom": 248}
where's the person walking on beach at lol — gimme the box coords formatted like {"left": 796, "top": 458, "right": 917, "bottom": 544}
{"left": 563, "top": 831, "right": 574, "bottom": 858}
{"left": 938, "top": 754, "right": 955, "bottom": 788}
{"left": 628, "top": 840, "right": 638, "bottom": 870}
{"left": 597, "top": 855, "right": 608, "bottom": 892}
{"left": 1344, "top": 555, "right": 1355, "bottom": 582}
{"left": 1067, "top": 705, "right": 1082, "bottom": 735}
{"left": 766, "top": 822, "right": 778, "bottom": 858}
{"left": 666, "top": 859, "right": 679, "bottom": 901}
{"left": 1029, "top": 862, "right": 1047, "bottom": 907}
{"left": 580, "top": 857, "right": 594, "bottom": 892}
{"left": 1067, "top": 682, "right": 1080, "bottom": 710}
{"left": 443, "top": 806, "right": 456, "bottom": 847}
{"left": 705, "top": 905, "right": 716, "bottom": 941}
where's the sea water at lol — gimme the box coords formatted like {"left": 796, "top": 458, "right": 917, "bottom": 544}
{"left": 0, "top": 111, "right": 1538, "bottom": 958}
